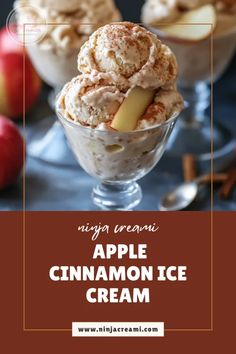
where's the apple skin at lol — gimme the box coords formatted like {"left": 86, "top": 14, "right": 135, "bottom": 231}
{"left": 0, "top": 115, "right": 24, "bottom": 190}
{"left": 0, "top": 26, "right": 23, "bottom": 54}
{"left": 0, "top": 52, "right": 42, "bottom": 119}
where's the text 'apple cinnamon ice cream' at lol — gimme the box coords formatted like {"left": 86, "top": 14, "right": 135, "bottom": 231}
{"left": 142, "top": 0, "right": 236, "bottom": 83}
{"left": 14, "top": 0, "right": 121, "bottom": 87}
{"left": 56, "top": 22, "right": 184, "bottom": 181}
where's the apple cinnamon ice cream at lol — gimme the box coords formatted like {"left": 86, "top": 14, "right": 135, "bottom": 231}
{"left": 60, "top": 23, "right": 183, "bottom": 127}
{"left": 14, "top": 0, "right": 121, "bottom": 87}
{"left": 56, "top": 22, "right": 183, "bottom": 181}
{"left": 142, "top": 0, "right": 236, "bottom": 84}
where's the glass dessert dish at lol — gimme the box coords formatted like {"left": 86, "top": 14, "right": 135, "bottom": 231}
{"left": 25, "top": 42, "right": 79, "bottom": 166}
{"left": 57, "top": 110, "right": 179, "bottom": 210}
{"left": 157, "top": 26, "right": 236, "bottom": 166}
{"left": 14, "top": 0, "right": 121, "bottom": 166}
{"left": 56, "top": 21, "right": 184, "bottom": 209}
{"left": 142, "top": 1, "right": 236, "bottom": 171}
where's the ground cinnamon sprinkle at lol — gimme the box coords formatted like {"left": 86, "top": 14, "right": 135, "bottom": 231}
{"left": 142, "top": 102, "right": 165, "bottom": 121}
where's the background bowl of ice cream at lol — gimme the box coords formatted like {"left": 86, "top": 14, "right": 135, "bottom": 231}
{"left": 14, "top": 0, "right": 122, "bottom": 165}
{"left": 142, "top": 0, "right": 236, "bottom": 169}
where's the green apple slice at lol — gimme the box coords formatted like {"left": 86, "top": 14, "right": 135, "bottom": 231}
{"left": 161, "top": 4, "right": 216, "bottom": 42}
{"left": 111, "top": 86, "right": 155, "bottom": 132}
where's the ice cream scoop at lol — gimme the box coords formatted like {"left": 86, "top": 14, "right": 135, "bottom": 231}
{"left": 58, "top": 22, "right": 183, "bottom": 131}
{"left": 57, "top": 71, "right": 126, "bottom": 126}
{"left": 78, "top": 22, "right": 178, "bottom": 90}
{"left": 141, "top": 0, "right": 179, "bottom": 25}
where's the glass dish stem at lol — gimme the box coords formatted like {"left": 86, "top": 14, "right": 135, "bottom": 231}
{"left": 92, "top": 181, "right": 142, "bottom": 211}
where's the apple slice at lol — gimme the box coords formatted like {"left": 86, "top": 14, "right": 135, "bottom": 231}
{"left": 160, "top": 4, "right": 216, "bottom": 42}
{"left": 111, "top": 87, "right": 155, "bottom": 132}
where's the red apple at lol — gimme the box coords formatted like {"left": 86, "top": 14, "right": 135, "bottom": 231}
{"left": 0, "top": 26, "right": 23, "bottom": 54}
{"left": 0, "top": 115, "right": 24, "bottom": 190}
{"left": 0, "top": 52, "right": 42, "bottom": 119}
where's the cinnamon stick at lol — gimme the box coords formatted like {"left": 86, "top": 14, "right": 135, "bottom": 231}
{"left": 182, "top": 154, "right": 197, "bottom": 182}
{"left": 201, "top": 173, "right": 228, "bottom": 185}
{"left": 219, "top": 169, "right": 236, "bottom": 200}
